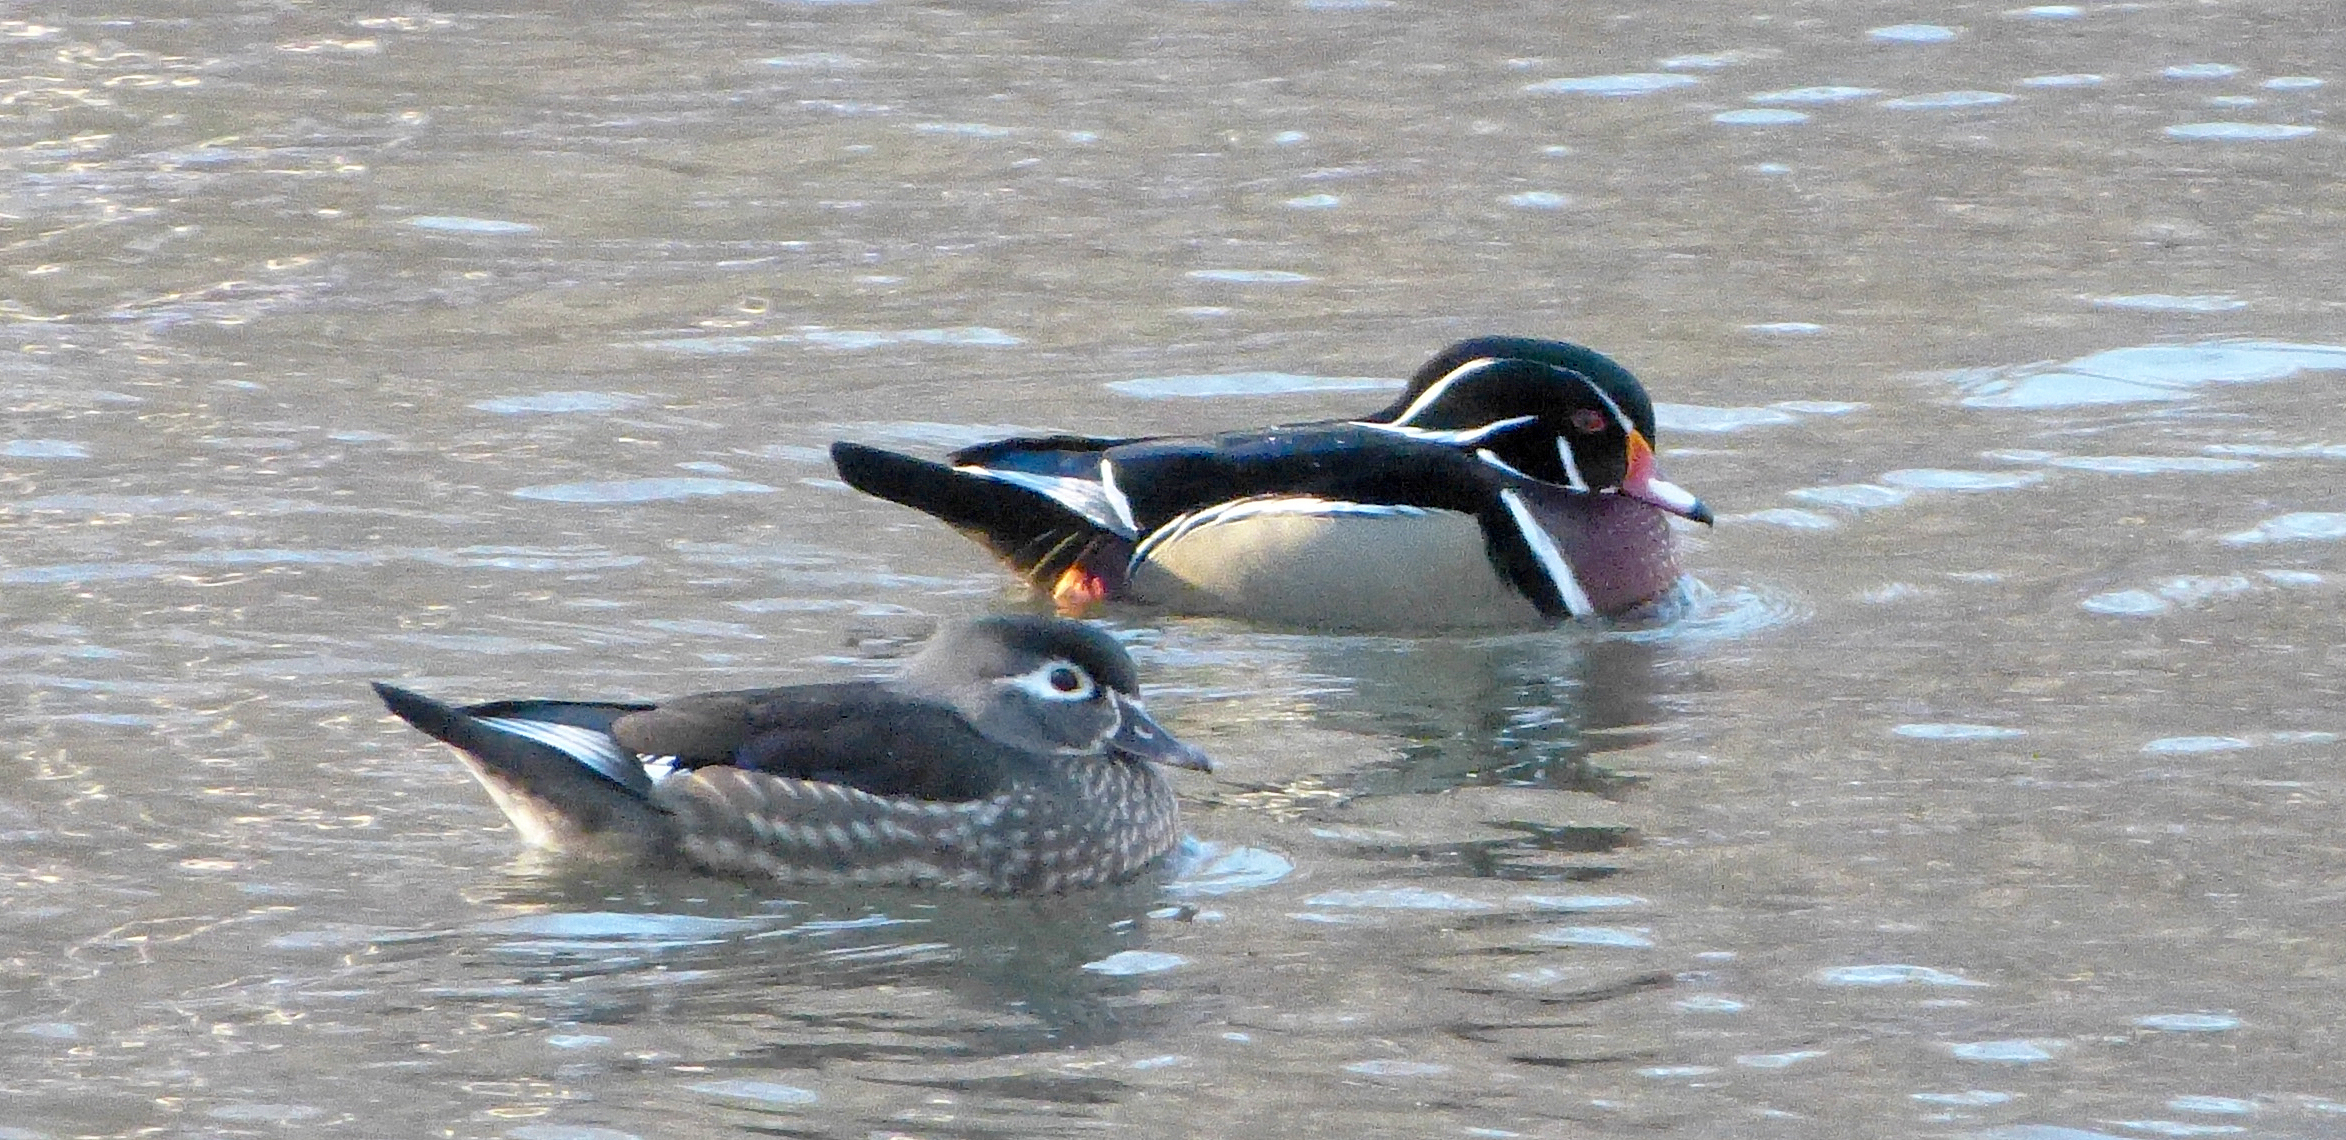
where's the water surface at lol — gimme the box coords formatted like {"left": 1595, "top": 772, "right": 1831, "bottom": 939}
{"left": 4, "top": 2, "right": 2342, "bottom": 1137}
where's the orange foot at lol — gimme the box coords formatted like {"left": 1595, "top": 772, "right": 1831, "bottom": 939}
{"left": 1051, "top": 566, "right": 1110, "bottom": 614}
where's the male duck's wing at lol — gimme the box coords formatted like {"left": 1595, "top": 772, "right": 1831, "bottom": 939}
{"left": 835, "top": 439, "right": 1129, "bottom": 533}
{"left": 947, "top": 433, "right": 1139, "bottom": 471}
{"left": 1097, "top": 422, "right": 1510, "bottom": 525}
{"left": 610, "top": 681, "right": 1018, "bottom": 803}
{"left": 830, "top": 441, "right": 1139, "bottom": 592}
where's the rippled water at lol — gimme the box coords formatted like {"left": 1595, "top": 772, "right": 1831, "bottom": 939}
{"left": 6, "top": 2, "right": 2344, "bottom": 1138}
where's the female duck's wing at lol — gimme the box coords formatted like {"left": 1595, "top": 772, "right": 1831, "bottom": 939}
{"left": 610, "top": 682, "right": 1018, "bottom": 803}
{"left": 371, "top": 683, "right": 670, "bottom": 850}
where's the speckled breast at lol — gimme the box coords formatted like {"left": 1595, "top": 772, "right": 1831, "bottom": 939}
{"left": 1522, "top": 485, "right": 1686, "bottom": 617}
{"left": 655, "top": 758, "right": 1183, "bottom": 895}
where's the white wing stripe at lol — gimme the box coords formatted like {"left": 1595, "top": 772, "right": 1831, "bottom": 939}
{"left": 1354, "top": 414, "right": 1537, "bottom": 447}
{"left": 477, "top": 716, "right": 650, "bottom": 795}
{"left": 1134, "top": 496, "right": 1431, "bottom": 563}
{"left": 1499, "top": 488, "right": 1594, "bottom": 618}
{"left": 953, "top": 466, "right": 1134, "bottom": 536}
{"left": 1097, "top": 458, "right": 1140, "bottom": 535}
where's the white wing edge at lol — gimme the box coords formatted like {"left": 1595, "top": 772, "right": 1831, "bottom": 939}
{"left": 953, "top": 465, "right": 1135, "bottom": 537}
{"left": 477, "top": 716, "right": 654, "bottom": 798}
{"left": 1134, "top": 496, "right": 1433, "bottom": 563}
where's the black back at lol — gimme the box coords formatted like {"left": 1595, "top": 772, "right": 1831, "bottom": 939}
{"left": 949, "top": 433, "right": 1130, "bottom": 473}
{"left": 1103, "top": 423, "right": 1509, "bottom": 534}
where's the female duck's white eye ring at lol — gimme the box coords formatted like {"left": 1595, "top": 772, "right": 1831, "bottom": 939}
{"left": 1010, "top": 660, "right": 1097, "bottom": 702}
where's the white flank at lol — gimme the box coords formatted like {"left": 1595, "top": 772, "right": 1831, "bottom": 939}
{"left": 1355, "top": 413, "right": 1537, "bottom": 447}
{"left": 956, "top": 465, "right": 1134, "bottom": 536}
{"left": 1499, "top": 488, "right": 1594, "bottom": 617}
{"left": 1134, "top": 496, "right": 1430, "bottom": 563}
{"left": 1381, "top": 357, "right": 1502, "bottom": 425}
{"left": 477, "top": 716, "right": 651, "bottom": 796}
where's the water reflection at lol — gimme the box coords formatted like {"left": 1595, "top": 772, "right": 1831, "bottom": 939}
{"left": 435, "top": 867, "right": 1202, "bottom": 1057}
{"left": 1240, "top": 629, "right": 1669, "bottom": 796}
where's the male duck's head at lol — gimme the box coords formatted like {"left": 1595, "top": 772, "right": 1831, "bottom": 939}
{"left": 902, "top": 614, "right": 1212, "bottom": 771}
{"left": 1371, "top": 336, "right": 1713, "bottom": 525}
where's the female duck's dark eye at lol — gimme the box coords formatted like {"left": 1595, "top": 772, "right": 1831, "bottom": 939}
{"left": 1048, "top": 665, "right": 1085, "bottom": 693}
{"left": 1570, "top": 408, "right": 1609, "bottom": 434}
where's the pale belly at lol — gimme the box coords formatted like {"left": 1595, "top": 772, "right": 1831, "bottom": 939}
{"left": 1123, "top": 495, "right": 1683, "bottom": 630}
{"left": 1127, "top": 510, "right": 1547, "bottom": 630}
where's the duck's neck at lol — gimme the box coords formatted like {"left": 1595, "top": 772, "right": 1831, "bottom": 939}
{"left": 1525, "top": 488, "right": 1685, "bottom": 616}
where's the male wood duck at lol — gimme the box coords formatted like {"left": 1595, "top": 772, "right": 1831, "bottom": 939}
{"left": 831, "top": 336, "right": 1712, "bottom": 630}
{"left": 371, "top": 615, "right": 1212, "bottom": 894}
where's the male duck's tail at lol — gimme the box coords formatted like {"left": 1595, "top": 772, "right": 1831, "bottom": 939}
{"left": 829, "top": 441, "right": 1138, "bottom": 607}
{"left": 370, "top": 682, "right": 673, "bottom": 856}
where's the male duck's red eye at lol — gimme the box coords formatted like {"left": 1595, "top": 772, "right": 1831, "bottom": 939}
{"left": 1570, "top": 408, "right": 1609, "bottom": 434}
{"left": 1048, "top": 665, "right": 1085, "bottom": 693}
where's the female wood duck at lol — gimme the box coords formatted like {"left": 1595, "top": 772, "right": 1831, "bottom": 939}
{"left": 372, "top": 615, "right": 1212, "bottom": 894}
{"left": 831, "top": 336, "right": 1712, "bottom": 630}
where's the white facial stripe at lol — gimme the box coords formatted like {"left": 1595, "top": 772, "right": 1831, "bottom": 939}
{"left": 1005, "top": 658, "right": 1097, "bottom": 703}
{"left": 1499, "top": 488, "right": 1594, "bottom": 618}
{"left": 477, "top": 716, "right": 649, "bottom": 795}
{"left": 1133, "top": 496, "right": 1432, "bottom": 563}
{"left": 1475, "top": 448, "right": 1531, "bottom": 481}
{"left": 1555, "top": 436, "right": 1589, "bottom": 491}
{"left": 1097, "top": 457, "right": 1140, "bottom": 535}
{"left": 1120, "top": 706, "right": 1155, "bottom": 740}
{"left": 1354, "top": 414, "right": 1537, "bottom": 447}
{"left": 1382, "top": 357, "right": 1502, "bottom": 425}
{"left": 955, "top": 465, "right": 1135, "bottom": 537}
{"left": 1579, "top": 376, "right": 1633, "bottom": 436}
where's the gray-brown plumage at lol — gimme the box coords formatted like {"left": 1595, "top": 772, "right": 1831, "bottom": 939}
{"left": 371, "top": 615, "right": 1210, "bottom": 894}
